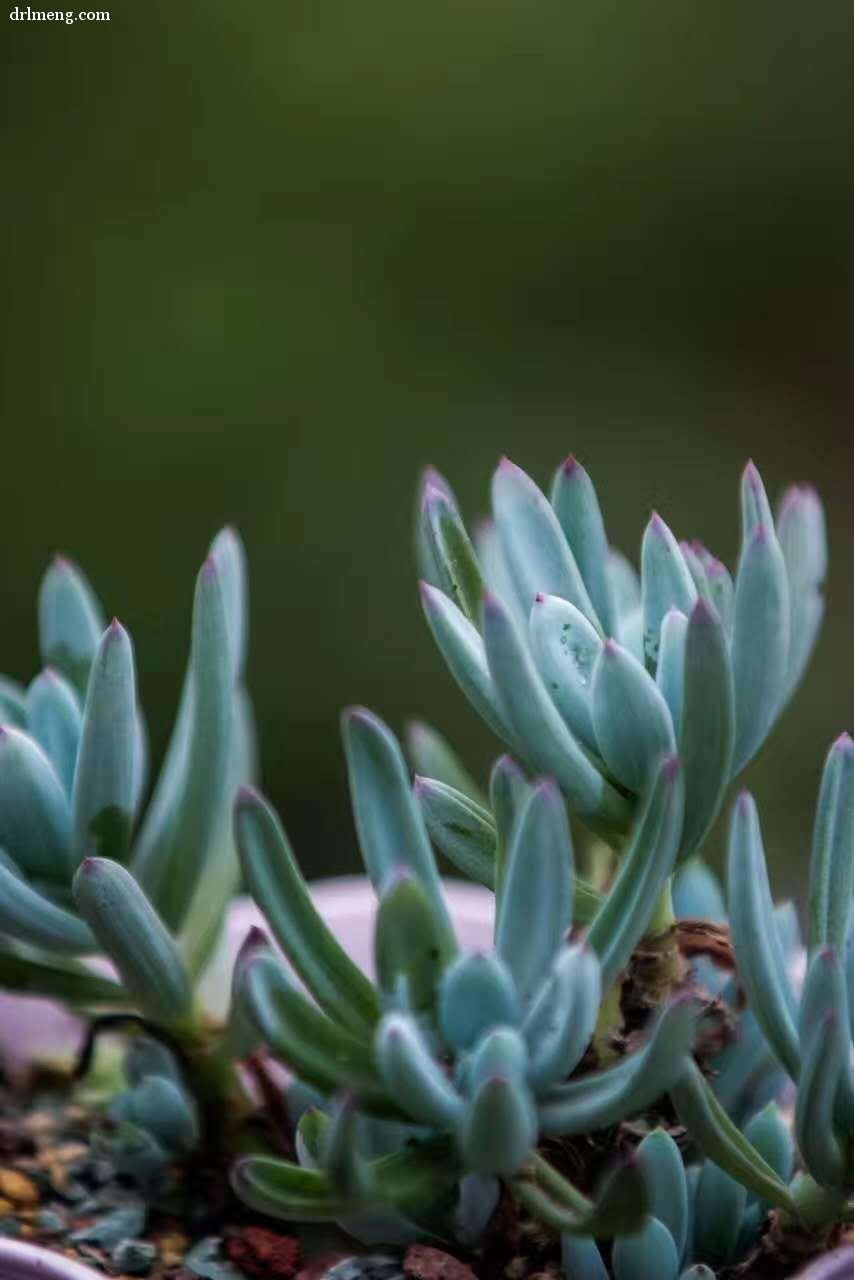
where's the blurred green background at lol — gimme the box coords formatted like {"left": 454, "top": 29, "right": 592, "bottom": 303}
{"left": 3, "top": 2, "right": 853, "bottom": 898}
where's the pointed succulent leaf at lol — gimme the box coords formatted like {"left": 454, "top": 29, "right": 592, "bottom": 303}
{"left": 419, "top": 476, "right": 485, "bottom": 624}
{"left": 414, "top": 776, "right": 496, "bottom": 888}
{"left": 777, "top": 484, "right": 826, "bottom": 702}
{"left": 375, "top": 869, "right": 455, "bottom": 1013}
{"left": 672, "top": 858, "right": 726, "bottom": 922}
{"left": 730, "top": 524, "right": 790, "bottom": 774}
{"left": 129, "top": 1075, "right": 199, "bottom": 1153}
{"left": 740, "top": 461, "right": 775, "bottom": 541}
{"left": 322, "top": 1095, "right": 372, "bottom": 1199}
{"left": 656, "top": 609, "right": 688, "bottom": 735}
{"left": 0, "top": 942, "right": 126, "bottom": 1006}
{"left": 678, "top": 598, "right": 735, "bottom": 860}
{"left": 703, "top": 555, "right": 735, "bottom": 634}
{"left": 468, "top": 1027, "right": 529, "bottom": 1093}
{"left": 808, "top": 733, "right": 854, "bottom": 952}
{"left": 295, "top": 1106, "right": 328, "bottom": 1168}
{"left": 458, "top": 1072, "right": 537, "bottom": 1176}
{"left": 587, "top": 757, "right": 684, "bottom": 992}
{"left": 475, "top": 516, "right": 530, "bottom": 633}
{"left": 0, "top": 859, "right": 95, "bottom": 953}
{"left": 38, "top": 555, "right": 105, "bottom": 695}
{"left": 795, "top": 1009, "right": 847, "bottom": 1189}
{"left": 72, "top": 857, "right": 192, "bottom": 1024}
{"left": 406, "top": 721, "right": 486, "bottom": 807}
{"left": 744, "top": 1103, "right": 794, "bottom": 1187}
{"left": 375, "top": 1013, "right": 463, "bottom": 1127}
{"left": 799, "top": 946, "right": 854, "bottom": 1141}
{"left": 607, "top": 549, "right": 641, "bottom": 623}
{"left": 560, "top": 1236, "right": 608, "bottom": 1280}
{"left": 591, "top": 639, "right": 675, "bottom": 793}
{"left": 727, "top": 792, "right": 800, "bottom": 1079}
{"left": 636, "top": 1128, "right": 689, "bottom": 1260}
{"left": 669, "top": 1061, "right": 796, "bottom": 1210}
{"left": 125, "top": 1037, "right": 183, "bottom": 1087}
{"left": 495, "top": 780, "right": 574, "bottom": 1002}
{"left": 518, "top": 1155, "right": 650, "bottom": 1238}
{"left": 232, "top": 1156, "right": 355, "bottom": 1222}
{"left": 208, "top": 525, "right": 249, "bottom": 681}
{"left": 692, "top": 1159, "right": 747, "bottom": 1269}
{"left": 612, "top": 1216, "right": 680, "bottom": 1280}
{"left": 420, "top": 583, "right": 511, "bottom": 741}
{"left": 71, "top": 621, "right": 138, "bottom": 866}
{"left": 438, "top": 952, "right": 520, "bottom": 1051}
{"left": 529, "top": 594, "right": 602, "bottom": 754}
{"left": 641, "top": 514, "right": 697, "bottom": 669}
{"left": 539, "top": 994, "right": 699, "bottom": 1136}
{"left": 26, "top": 669, "right": 82, "bottom": 795}
{"left": 680, "top": 541, "right": 711, "bottom": 599}
{"left": 524, "top": 944, "right": 601, "bottom": 1091}
{"left": 491, "top": 458, "right": 599, "bottom": 628}
{"left": 489, "top": 754, "right": 530, "bottom": 908}
{"left": 551, "top": 456, "right": 617, "bottom": 636}
{"left": 235, "top": 785, "right": 379, "bottom": 1035}
{"left": 482, "top": 594, "right": 630, "bottom": 830}
{"left": 0, "top": 726, "right": 71, "bottom": 879}
{"left": 0, "top": 675, "right": 28, "bottom": 729}
{"left": 416, "top": 466, "right": 456, "bottom": 583}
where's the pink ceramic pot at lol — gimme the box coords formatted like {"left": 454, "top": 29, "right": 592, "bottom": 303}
{"left": 0, "top": 1239, "right": 101, "bottom": 1280}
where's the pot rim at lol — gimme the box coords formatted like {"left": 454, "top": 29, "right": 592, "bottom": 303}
{"left": 0, "top": 1238, "right": 100, "bottom": 1280}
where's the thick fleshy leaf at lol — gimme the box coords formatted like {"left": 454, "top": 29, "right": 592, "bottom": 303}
{"left": 439, "top": 951, "right": 520, "bottom": 1051}
{"left": 414, "top": 776, "right": 496, "bottom": 888}
{"left": 591, "top": 639, "right": 675, "bottom": 793}
{"left": 612, "top": 1216, "right": 679, "bottom": 1280}
{"left": 656, "top": 610, "right": 688, "bottom": 735}
{"left": 680, "top": 541, "right": 711, "bottom": 599}
{"left": 458, "top": 1073, "right": 537, "bottom": 1176}
{"left": 71, "top": 621, "right": 138, "bottom": 866}
{"left": 550, "top": 457, "right": 617, "bottom": 636}
{"left": 26, "top": 670, "right": 81, "bottom": 795}
{"left": 777, "top": 484, "right": 826, "bottom": 703}
{"left": 672, "top": 858, "right": 726, "bottom": 923}
{"left": 37, "top": 555, "right": 105, "bottom": 696}
{"left": 419, "top": 476, "right": 484, "bottom": 625}
{"left": 321, "top": 1095, "right": 371, "bottom": 1198}
{"left": 744, "top": 1103, "right": 794, "bottom": 1187}
{"left": 703, "top": 554, "right": 735, "bottom": 635}
{"left": 539, "top": 995, "right": 699, "bottom": 1136}
{"left": 669, "top": 1061, "right": 796, "bottom": 1210}
{"left": 636, "top": 1128, "right": 688, "bottom": 1260}
{"left": 607, "top": 550, "right": 641, "bottom": 624}
{"left": 375, "top": 1013, "right": 463, "bottom": 1127}
{"left": 0, "top": 675, "right": 28, "bottom": 729}
{"left": 727, "top": 792, "right": 799, "bottom": 1079}
{"left": 730, "top": 524, "right": 789, "bottom": 774}
{"left": 235, "top": 785, "right": 379, "bottom": 1034}
{"left": 0, "top": 726, "right": 71, "bottom": 879}
{"left": 208, "top": 525, "right": 249, "bottom": 681}
{"left": 529, "top": 594, "right": 602, "bottom": 753}
{"left": 133, "top": 558, "right": 233, "bottom": 930}
{"left": 491, "top": 458, "right": 599, "bottom": 628}
{"left": 420, "top": 583, "right": 511, "bottom": 741}
{"left": 343, "top": 708, "right": 451, "bottom": 936}
{"left": 482, "top": 594, "right": 630, "bottom": 830}
{"left": 799, "top": 946, "right": 854, "bottom": 1139}
{"left": 517, "top": 1154, "right": 650, "bottom": 1238}
{"left": 808, "top": 733, "right": 854, "bottom": 952}
{"left": 126, "top": 1075, "right": 199, "bottom": 1154}
{"left": 495, "top": 780, "right": 574, "bottom": 1002}
{"left": 740, "top": 461, "right": 775, "bottom": 541}
{"left": 406, "top": 721, "right": 486, "bottom": 807}
{"left": 641, "top": 514, "right": 697, "bottom": 669}
{"left": 692, "top": 1160, "right": 747, "bottom": 1269}
{"left": 795, "top": 1008, "right": 847, "bottom": 1188}
{"left": 586, "top": 757, "right": 684, "bottom": 992}
{"left": 678, "top": 598, "right": 735, "bottom": 860}
{"left": 232, "top": 1156, "right": 356, "bottom": 1221}
{"left": 375, "top": 869, "right": 455, "bottom": 1013}
{"left": 524, "top": 945, "right": 601, "bottom": 1090}
{"left": 0, "top": 859, "right": 95, "bottom": 953}
{"left": 468, "top": 1027, "right": 529, "bottom": 1092}
{"left": 0, "top": 942, "right": 125, "bottom": 1007}
{"left": 489, "top": 754, "right": 530, "bottom": 909}
{"left": 475, "top": 516, "right": 529, "bottom": 633}
{"left": 560, "top": 1237, "right": 608, "bottom": 1280}
{"left": 72, "top": 857, "right": 192, "bottom": 1024}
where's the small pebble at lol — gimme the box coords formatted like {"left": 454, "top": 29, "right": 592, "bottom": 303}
{"left": 0, "top": 1216, "right": 22, "bottom": 1237}
{"left": 0, "top": 1168, "right": 40, "bottom": 1207}
{"left": 37, "top": 1208, "right": 67, "bottom": 1235}
{"left": 112, "top": 1237, "right": 158, "bottom": 1275}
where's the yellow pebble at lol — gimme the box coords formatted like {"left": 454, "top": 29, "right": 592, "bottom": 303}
{"left": 0, "top": 1169, "right": 40, "bottom": 1207}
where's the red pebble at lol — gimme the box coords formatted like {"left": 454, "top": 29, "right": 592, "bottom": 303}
{"left": 226, "top": 1226, "right": 301, "bottom": 1278}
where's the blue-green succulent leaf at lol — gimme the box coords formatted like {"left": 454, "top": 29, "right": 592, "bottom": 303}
{"left": 414, "top": 776, "right": 496, "bottom": 888}
{"left": 795, "top": 1007, "right": 847, "bottom": 1189}
{"left": 343, "top": 707, "right": 451, "bottom": 936}
{"left": 495, "top": 779, "right": 574, "bottom": 1002}
{"left": 703, "top": 555, "right": 735, "bottom": 635}
{"left": 539, "top": 994, "right": 699, "bottom": 1136}
{"left": 468, "top": 1027, "right": 529, "bottom": 1092}
{"left": 587, "top": 757, "right": 684, "bottom": 992}
{"left": 489, "top": 754, "right": 530, "bottom": 909}
{"left": 727, "top": 791, "right": 799, "bottom": 1079}
{"left": 235, "top": 785, "right": 379, "bottom": 1035}
{"left": 641, "top": 514, "right": 697, "bottom": 670}
{"left": 680, "top": 542, "right": 711, "bottom": 600}
{"left": 524, "top": 944, "right": 601, "bottom": 1091}
{"left": 72, "top": 857, "right": 193, "bottom": 1024}
{"left": 458, "top": 1073, "right": 537, "bottom": 1176}
{"left": 560, "top": 1236, "right": 608, "bottom": 1280}
{"left": 0, "top": 858, "right": 95, "bottom": 953}
{"left": 799, "top": 946, "right": 854, "bottom": 1144}
{"left": 777, "top": 484, "right": 826, "bottom": 704}
{"left": 740, "top": 460, "right": 775, "bottom": 541}
{"left": 125, "top": 1037, "right": 183, "bottom": 1087}
{"left": 637, "top": 1128, "right": 689, "bottom": 1260}
{"left": 730, "top": 524, "right": 789, "bottom": 774}
{"left": 808, "top": 733, "right": 854, "bottom": 952}
{"left": 420, "top": 583, "right": 511, "bottom": 741}
{"left": 375, "top": 869, "right": 456, "bottom": 1013}
{"left": 669, "top": 1061, "right": 796, "bottom": 1210}
{"left": 0, "top": 676, "right": 28, "bottom": 729}
{"left": 128, "top": 1075, "right": 199, "bottom": 1153}
{"left": 678, "top": 597, "right": 735, "bottom": 860}
{"left": 656, "top": 609, "right": 688, "bottom": 735}
{"left": 612, "top": 1216, "right": 680, "bottom": 1280}
{"left": 232, "top": 1156, "right": 355, "bottom": 1222}
{"left": 607, "top": 550, "right": 641, "bottom": 624}
{"left": 744, "top": 1103, "right": 794, "bottom": 1187}
{"left": 419, "top": 476, "right": 484, "bottom": 625}
{"left": 518, "top": 1154, "right": 650, "bottom": 1238}
{"left": 0, "top": 943, "right": 126, "bottom": 1007}
{"left": 550, "top": 457, "right": 617, "bottom": 637}
{"left": 208, "top": 525, "right": 249, "bottom": 681}
{"left": 375, "top": 1012, "right": 463, "bottom": 1127}
{"left": 692, "top": 1159, "right": 747, "bottom": 1269}
{"left": 322, "top": 1095, "right": 372, "bottom": 1199}
{"left": 591, "top": 639, "right": 675, "bottom": 793}
{"left": 482, "top": 594, "right": 630, "bottom": 830}
{"left": 529, "top": 594, "right": 602, "bottom": 754}
{"left": 38, "top": 555, "right": 105, "bottom": 696}
{"left": 26, "top": 670, "right": 81, "bottom": 795}
{"left": 0, "top": 727, "right": 71, "bottom": 879}
{"left": 71, "top": 621, "right": 138, "bottom": 866}
{"left": 439, "top": 951, "right": 520, "bottom": 1051}
{"left": 475, "top": 516, "right": 529, "bottom": 634}
{"left": 672, "top": 859, "right": 726, "bottom": 923}
{"left": 406, "top": 721, "right": 486, "bottom": 807}
{"left": 492, "top": 458, "right": 599, "bottom": 629}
